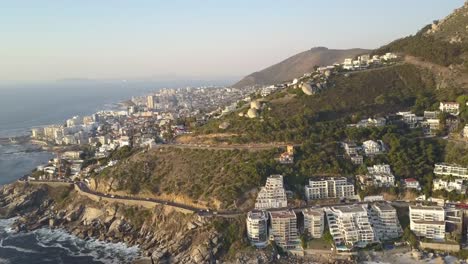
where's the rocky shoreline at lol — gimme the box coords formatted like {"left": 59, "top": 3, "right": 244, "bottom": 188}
{"left": 0, "top": 182, "right": 363, "bottom": 264}
{"left": 0, "top": 183, "right": 229, "bottom": 263}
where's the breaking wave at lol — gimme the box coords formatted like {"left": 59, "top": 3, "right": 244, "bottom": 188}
{"left": 0, "top": 218, "right": 141, "bottom": 264}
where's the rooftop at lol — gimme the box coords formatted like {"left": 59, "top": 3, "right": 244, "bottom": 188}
{"left": 373, "top": 202, "right": 395, "bottom": 211}
{"left": 410, "top": 204, "right": 444, "bottom": 211}
{"left": 269, "top": 210, "right": 296, "bottom": 219}
{"left": 331, "top": 204, "right": 366, "bottom": 214}
{"left": 247, "top": 210, "right": 268, "bottom": 220}
{"left": 302, "top": 208, "right": 323, "bottom": 216}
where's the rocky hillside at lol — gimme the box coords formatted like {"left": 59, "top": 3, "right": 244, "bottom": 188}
{"left": 0, "top": 183, "right": 262, "bottom": 264}
{"left": 377, "top": 1, "right": 468, "bottom": 71}
{"left": 232, "top": 47, "right": 369, "bottom": 88}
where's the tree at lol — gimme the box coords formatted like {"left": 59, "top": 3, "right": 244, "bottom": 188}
{"left": 403, "top": 226, "right": 418, "bottom": 248}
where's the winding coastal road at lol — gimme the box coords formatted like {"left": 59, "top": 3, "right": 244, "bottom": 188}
{"left": 21, "top": 180, "right": 408, "bottom": 219}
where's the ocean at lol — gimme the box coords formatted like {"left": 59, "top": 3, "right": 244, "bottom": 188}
{"left": 0, "top": 79, "right": 229, "bottom": 263}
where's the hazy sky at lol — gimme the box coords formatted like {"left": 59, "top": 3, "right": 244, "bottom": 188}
{"left": 0, "top": 0, "right": 464, "bottom": 82}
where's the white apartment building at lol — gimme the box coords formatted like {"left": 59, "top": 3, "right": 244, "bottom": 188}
{"left": 305, "top": 177, "right": 355, "bottom": 200}
{"left": 350, "top": 155, "right": 364, "bottom": 165}
{"left": 343, "top": 142, "right": 359, "bottom": 156}
{"left": 246, "top": 210, "right": 269, "bottom": 248}
{"left": 325, "top": 204, "right": 375, "bottom": 249}
{"left": 409, "top": 205, "right": 445, "bottom": 240}
{"left": 269, "top": 210, "right": 300, "bottom": 250}
{"left": 367, "top": 164, "right": 395, "bottom": 187}
{"left": 434, "top": 163, "right": 468, "bottom": 179}
{"left": 255, "top": 175, "right": 288, "bottom": 209}
{"left": 362, "top": 140, "right": 385, "bottom": 155}
{"left": 404, "top": 178, "right": 421, "bottom": 191}
{"left": 433, "top": 178, "right": 464, "bottom": 192}
{"left": 464, "top": 124, "right": 468, "bottom": 138}
{"left": 369, "top": 203, "right": 402, "bottom": 241}
{"left": 439, "top": 102, "right": 460, "bottom": 115}
{"left": 355, "top": 117, "right": 386, "bottom": 128}
{"left": 421, "top": 118, "right": 440, "bottom": 136}
{"left": 302, "top": 208, "right": 324, "bottom": 238}
{"left": 343, "top": 58, "right": 354, "bottom": 70}
{"left": 398, "top": 112, "right": 423, "bottom": 129}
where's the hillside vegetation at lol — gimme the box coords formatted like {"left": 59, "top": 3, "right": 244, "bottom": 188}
{"left": 199, "top": 64, "right": 438, "bottom": 143}
{"left": 377, "top": 2, "right": 468, "bottom": 70}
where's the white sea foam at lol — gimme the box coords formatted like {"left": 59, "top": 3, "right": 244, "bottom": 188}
{"left": 34, "top": 227, "right": 140, "bottom": 263}
{"left": 0, "top": 238, "right": 39, "bottom": 254}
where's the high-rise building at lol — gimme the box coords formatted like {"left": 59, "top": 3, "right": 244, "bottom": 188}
{"left": 325, "top": 204, "right": 375, "bottom": 249}
{"left": 369, "top": 202, "right": 402, "bottom": 241}
{"left": 305, "top": 177, "right": 354, "bottom": 200}
{"left": 147, "top": 95, "right": 155, "bottom": 109}
{"left": 254, "top": 175, "right": 287, "bottom": 209}
{"left": 409, "top": 204, "right": 445, "bottom": 240}
{"left": 246, "top": 210, "right": 269, "bottom": 248}
{"left": 269, "top": 210, "right": 300, "bottom": 250}
{"left": 302, "top": 208, "right": 324, "bottom": 238}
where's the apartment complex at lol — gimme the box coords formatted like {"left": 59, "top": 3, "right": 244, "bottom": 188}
{"left": 255, "top": 175, "right": 288, "bottom": 209}
{"left": 246, "top": 210, "right": 269, "bottom": 248}
{"left": 302, "top": 208, "right": 324, "bottom": 238}
{"left": 362, "top": 140, "right": 385, "bottom": 156}
{"left": 434, "top": 163, "right": 468, "bottom": 179}
{"left": 409, "top": 205, "right": 445, "bottom": 240}
{"left": 369, "top": 203, "right": 402, "bottom": 241}
{"left": 433, "top": 178, "right": 464, "bottom": 192}
{"left": 305, "top": 177, "right": 355, "bottom": 200}
{"left": 364, "top": 164, "right": 395, "bottom": 187}
{"left": 269, "top": 210, "right": 300, "bottom": 250}
{"left": 325, "top": 204, "right": 375, "bottom": 249}
{"left": 439, "top": 102, "right": 460, "bottom": 115}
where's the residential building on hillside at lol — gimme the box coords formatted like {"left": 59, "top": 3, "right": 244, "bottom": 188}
{"left": 439, "top": 102, "right": 460, "bottom": 115}
{"left": 302, "top": 208, "right": 324, "bottom": 238}
{"left": 445, "top": 205, "right": 463, "bottom": 235}
{"left": 424, "top": 111, "right": 439, "bottom": 119}
{"left": 409, "top": 205, "right": 445, "bottom": 240}
{"left": 278, "top": 145, "right": 294, "bottom": 164}
{"left": 325, "top": 204, "right": 375, "bottom": 249}
{"left": 464, "top": 124, "right": 468, "bottom": 138}
{"left": 434, "top": 163, "right": 468, "bottom": 179}
{"left": 369, "top": 203, "right": 402, "bottom": 241}
{"left": 354, "top": 117, "right": 386, "bottom": 128}
{"left": 246, "top": 210, "right": 269, "bottom": 248}
{"left": 404, "top": 178, "right": 421, "bottom": 191}
{"left": 433, "top": 178, "right": 464, "bottom": 193}
{"left": 366, "top": 164, "right": 395, "bottom": 187}
{"left": 398, "top": 112, "right": 423, "bottom": 128}
{"left": 269, "top": 210, "right": 300, "bottom": 250}
{"left": 255, "top": 175, "right": 288, "bottom": 209}
{"left": 350, "top": 155, "right": 364, "bottom": 165}
{"left": 362, "top": 140, "right": 385, "bottom": 156}
{"left": 421, "top": 118, "right": 440, "bottom": 137}
{"left": 343, "top": 142, "right": 359, "bottom": 156}
{"left": 305, "top": 177, "right": 355, "bottom": 200}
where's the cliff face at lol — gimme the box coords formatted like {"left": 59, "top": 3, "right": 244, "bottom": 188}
{"left": 0, "top": 183, "right": 230, "bottom": 264}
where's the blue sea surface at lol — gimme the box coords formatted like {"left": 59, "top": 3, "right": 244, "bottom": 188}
{"left": 0, "top": 79, "right": 228, "bottom": 263}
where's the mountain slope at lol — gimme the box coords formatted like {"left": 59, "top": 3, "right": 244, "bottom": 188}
{"left": 232, "top": 47, "right": 370, "bottom": 88}
{"left": 377, "top": 1, "right": 468, "bottom": 70}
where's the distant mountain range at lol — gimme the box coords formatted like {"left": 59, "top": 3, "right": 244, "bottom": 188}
{"left": 232, "top": 47, "right": 370, "bottom": 88}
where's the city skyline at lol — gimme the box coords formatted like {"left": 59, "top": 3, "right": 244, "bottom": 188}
{"left": 0, "top": 0, "right": 464, "bottom": 82}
